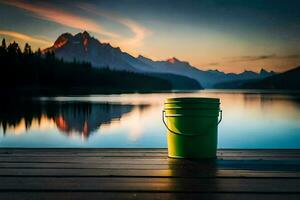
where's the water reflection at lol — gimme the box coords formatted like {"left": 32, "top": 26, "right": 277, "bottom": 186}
{"left": 0, "top": 101, "right": 146, "bottom": 138}
{"left": 0, "top": 90, "right": 300, "bottom": 148}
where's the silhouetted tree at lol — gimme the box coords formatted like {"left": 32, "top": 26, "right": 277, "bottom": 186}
{"left": 36, "top": 48, "right": 42, "bottom": 56}
{"left": 23, "top": 43, "right": 32, "bottom": 55}
{"left": 0, "top": 38, "right": 6, "bottom": 51}
{"left": 0, "top": 38, "right": 172, "bottom": 93}
{"left": 45, "top": 50, "right": 55, "bottom": 61}
{"left": 7, "top": 41, "right": 21, "bottom": 57}
{"left": 0, "top": 38, "right": 7, "bottom": 59}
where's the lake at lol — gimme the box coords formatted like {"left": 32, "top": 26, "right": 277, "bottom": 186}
{"left": 1, "top": 90, "right": 300, "bottom": 148}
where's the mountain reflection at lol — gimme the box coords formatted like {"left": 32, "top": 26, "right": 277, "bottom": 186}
{"left": 0, "top": 101, "right": 142, "bottom": 138}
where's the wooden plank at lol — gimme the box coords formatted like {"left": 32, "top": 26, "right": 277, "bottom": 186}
{"left": 0, "top": 177, "right": 300, "bottom": 192}
{"left": 2, "top": 156, "right": 299, "bottom": 164}
{"left": 0, "top": 148, "right": 167, "bottom": 154}
{"left": 0, "top": 168, "right": 300, "bottom": 178}
{"left": 0, "top": 148, "right": 300, "bottom": 199}
{"left": 0, "top": 192, "right": 300, "bottom": 200}
{"left": 0, "top": 152, "right": 167, "bottom": 157}
{"left": 1, "top": 154, "right": 300, "bottom": 161}
{"left": 0, "top": 148, "right": 167, "bottom": 151}
{"left": 1, "top": 155, "right": 300, "bottom": 163}
{"left": 0, "top": 148, "right": 300, "bottom": 157}
{"left": 0, "top": 161, "right": 299, "bottom": 171}
{"left": 0, "top": 152, "right": 300, "bottom": 160}
{"left": 0, "top": 153, "right": 300, "bottom": 164}
{"left": 0, "top": 149, "right": 295, "bottom": 155}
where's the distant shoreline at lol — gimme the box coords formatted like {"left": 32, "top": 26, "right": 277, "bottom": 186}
{"left": 1, "top": 88, "right": 300, "bottom": 98}
{"left": 0, "top": 87, "right": 203, "bottom": 97}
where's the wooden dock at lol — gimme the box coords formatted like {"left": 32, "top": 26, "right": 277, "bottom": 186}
{"left": 0, "top": 148, "right": 300, "bottom": 199}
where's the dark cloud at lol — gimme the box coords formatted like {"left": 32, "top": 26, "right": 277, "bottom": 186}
{"left": 207, "top": 62, "right": 220, "bottom": 66}
{"left": 226, "top": 54, "right": 300, "bottom": 63}
{"left": 284, "top": 54, "right": 300, "bottom": 59}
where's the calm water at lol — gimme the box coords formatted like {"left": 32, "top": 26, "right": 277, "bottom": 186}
{"left": 1, "top": 90, "right": 300, "bottom": 148}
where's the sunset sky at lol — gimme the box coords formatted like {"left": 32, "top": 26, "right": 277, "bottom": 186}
{"left": 0, "top": 0, "right": 300, "bottom": 73}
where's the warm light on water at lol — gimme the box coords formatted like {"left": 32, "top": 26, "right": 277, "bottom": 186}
{"left": 0, "top": 90, "right": 300, "bottom": 148}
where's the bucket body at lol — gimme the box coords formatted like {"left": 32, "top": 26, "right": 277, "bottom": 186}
{"left": 163, "top": 98, "right": 221, "bottom": 159}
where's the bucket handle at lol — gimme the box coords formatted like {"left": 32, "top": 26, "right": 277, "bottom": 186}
{"left": 218, "top": 110, "right": 222, "bottom": 124}
{"left": 162, "top": 110, "right": 222, "bottom": 136}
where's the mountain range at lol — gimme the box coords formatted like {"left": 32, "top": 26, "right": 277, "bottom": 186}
{"left": 241, "top": 66, "right": 300, "bottom": 90}
{"left": 44, "top": 31, "right": 277, "bottom": 88}
{"left": 137, "top": 55, "right": 276, "bottom": 88}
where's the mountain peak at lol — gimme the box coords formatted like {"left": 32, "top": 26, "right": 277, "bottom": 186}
{"left": 82, "top": 31, "right": 90, "bottom": 37}
{"left": 259, "top": 68, "right": 270, "bottom": 75}
{"left": 81, "top": 31, "right": 91, "bottom": 52}
{"left": 72, "top": 31, "right": 94, "bottom": 52}
{"left": 44, "top": 31, "right": 140, "bottom": 71}
{"left": 259, "top": 68, "right": 277, "bottom": 76}
{"left": 137, "top": 55, "right": 146, "bottom": 59}
{"left": 208, "top": 69, "right": 225, "bottom": 75}
{"left": 74, "top": 31, "right": 91, "bottom": 39}
{"left": 260, "top": 68, "right": 267, "bottom": 72}
{"left": 166, "top": 57, "right": 179, "bottom": 64}
{"left": 239, "top": 70, "right": 257, "bottom": 76}
{"left": 53, "top": 32, "right": 73, "bottom": 48}
{"left": 137, "top": 55, "right": 153, "bottom": 61}
{"left": 61, "top": 32, "right": 73, "bottom": 38}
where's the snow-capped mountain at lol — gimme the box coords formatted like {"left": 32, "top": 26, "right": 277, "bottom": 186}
{"left": 44, "top": 31, "right": 276, "bottom": 88}
{"left": 44, "top": 31, "right": 152, "bottom": 72}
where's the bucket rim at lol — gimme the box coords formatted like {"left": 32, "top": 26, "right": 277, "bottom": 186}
{"left": 165, "top": 97, "right": 220, "bottom": 104}
{"left": 163, "top": 107, "right": 220, "bottom": 110}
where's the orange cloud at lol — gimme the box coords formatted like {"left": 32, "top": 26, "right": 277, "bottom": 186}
{"left": 118, "top": 18, "right": 151, "bottom": 47}
{"left": 1, "top": 0, "right": 118, "bottom": 38}
{"left": 77, "top": 3, "right": 151, "bottom": 48}
{"left": 0, "top": 29, "right": 51, "bottom": 46}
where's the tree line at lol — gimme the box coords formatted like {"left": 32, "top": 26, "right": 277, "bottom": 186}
{"left": 0, "top": 39, "right": 172, "bottom": 94}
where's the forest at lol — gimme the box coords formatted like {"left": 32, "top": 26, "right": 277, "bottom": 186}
{"left": 0, "top": 39, "right": 172, "bottom": 95}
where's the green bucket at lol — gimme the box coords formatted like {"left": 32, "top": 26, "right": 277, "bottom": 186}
{"left": 163, "top": 97, "right": 222, "bottom": 159}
